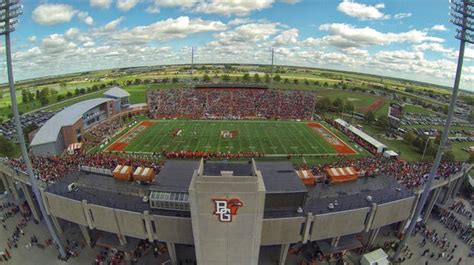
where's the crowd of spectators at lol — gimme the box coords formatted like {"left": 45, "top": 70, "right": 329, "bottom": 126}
{"left": 163, "top": 150, "right": 263, "bottom": 159}
{"left": 448, "top": 200, "right": 472, "bottom": 219}
{"left": 326, "top": 118, "right": 379, "bottom": 155}
{"left": 147, "top": 88, "right": 316, "bottom": 120}
{"left": 83, "top": 116, "right": 126, "bottom": 145}
{"left": 435, "top": 206, "right": 473, "bottom": 246}
{"left": 7, "top": 153, "right": 163, "bottom": 183}
{"left": 307, "top": 157, "right": 463, "bottom": 189}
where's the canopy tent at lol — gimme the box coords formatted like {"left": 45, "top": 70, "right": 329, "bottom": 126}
{"left": 296, "top": 169, "right": 316, "bottom": 185}
{"left": 67, "top": 142, "right": 83, "bottom": 155}
{"left": 326, "top": 166, "right": 359, "bottom": 183}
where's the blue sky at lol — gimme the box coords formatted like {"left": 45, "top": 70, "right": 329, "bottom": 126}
{"left": 1, "top": 0, "right": 473, "bottom": 91}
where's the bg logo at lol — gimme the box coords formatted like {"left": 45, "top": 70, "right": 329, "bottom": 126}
{"left": 213, "top": 198, "right": 243, "bottom": 222}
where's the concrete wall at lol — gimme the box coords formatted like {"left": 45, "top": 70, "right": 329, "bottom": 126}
{"left": 44, "top": 193, "right": 88, "bottom": 225}
{"left": 260, "top": 217, "right": 305, "bottom": 245}
{"left": 311, "top": 208, "right": 371, "bottom": 241}
{"left": 152, "top": 215, "right": 194, "bottom": 244}
{"left": 115, "top": 209, "right": 148, "bottom": 239}
{"left": 189, "top": 169, "right": 266, "bottom": 265}
{"left": 370, "top": 197, "right": 416, "bottom": 229}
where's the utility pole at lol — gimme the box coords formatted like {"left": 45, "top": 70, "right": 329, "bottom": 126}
{"left": 190, "top": 46, "right": 195, "bottom": 88}
{"left": 270, "top": 47, "right": 275, "bottom": 88}
{"left": 0, "top": 0, "right": 67, "bottom": 259}
{"left": 392, "top": 0, "right": 473, "bottom": 261}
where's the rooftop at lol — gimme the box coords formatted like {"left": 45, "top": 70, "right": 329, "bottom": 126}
{"left": 31, "top": 98, "right": 112, "bottom": 146}
{"left": 202, "top": 161, "right": 253, "bottom": 176}
{"left": 103, "top": 86, "right": 130, "bottom": 99}
{"left": 305, "top": 174, "right": 413, "bottom": 214}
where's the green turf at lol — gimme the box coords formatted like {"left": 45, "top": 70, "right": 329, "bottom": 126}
{"left": 122, "top": 120, "right": 343, "bottom": 155}
{"left": 316, "top": 90, "right": 380, "bottom": 110}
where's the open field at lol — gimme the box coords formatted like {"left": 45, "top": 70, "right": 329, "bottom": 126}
{"left": 316, "top": 90, "right": 381, "bottom": 111}
{"left": 107, "top": 120, "right": 357, "bottom": 156}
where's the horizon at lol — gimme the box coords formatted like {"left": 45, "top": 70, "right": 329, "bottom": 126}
{"left": 0, "top": 0, "right": 473, "bottom": 91}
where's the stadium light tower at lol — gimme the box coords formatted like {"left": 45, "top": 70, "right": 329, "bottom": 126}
{"left": 270, "top": 47, "right": 275, "bottom": 88}
{"left": 0, "top": 0, "right": 67, "bottom": 259}
{"left": 190, "top": 46, "right": 195, "bottom": 88}
{"left": 393, "top": 0, "right": 473, "bottom": 261}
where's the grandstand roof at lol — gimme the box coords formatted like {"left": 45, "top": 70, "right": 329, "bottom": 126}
{"left": 31, "top": 98, "right": 112, "bottom": 146}
{"left": 334, "top": 118, "right": 387, "bottom": 152}
{"left": 103, "top": 86, "right": 130, "bottom": 98}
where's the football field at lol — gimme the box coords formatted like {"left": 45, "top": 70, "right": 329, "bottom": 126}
{"left": 108, "top": 120, "right": 356, "bottom": 156}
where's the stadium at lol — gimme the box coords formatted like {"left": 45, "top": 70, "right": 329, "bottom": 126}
{"left": 0, "top": 83, "right": 470, "bottom": 265}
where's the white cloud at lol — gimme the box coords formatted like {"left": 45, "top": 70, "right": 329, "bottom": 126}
{"left": 78, "top": 11, "right": 94, "bottom": 25}
{"left": 110, "top": 16, "right": 226, "bottom": 45}
{"left": 274, "top": 28, "right": 298, "bottom": 46}
{"left": 65, "top": 28, "right": 80, "bottom": 39}
{"left": 28, "top": 36, "right": 37, "bottom": 43}
{"left": 413, "top": 42, "right": 453, "bottom": 54}
{"left": 32, "top": 4, "right": 77, "bottom": 26}
{"left": 117, "top": 0, "right": 140, "bottom": 11}
{"left": 228, "top": 18, "right": 255, "bottom": 26}
{"left": 394, "top": 13, "right": 412, "bottom": 20}
{"left": 41, "top": 34, "right": 77, "bottom": 54}
{"left": 83, "top": 41, "right": 96, "bottom": 47}
{"left": 90, "top": 0, "right": 113, "bottom": 9}
{"left": 431, "top": 24, "right": 448, "bottom": 31}
{"left": 337, "top": 0, "right": 389, "bottom": 20}
{"left": 211, "top": 23, "right": 279, "bottom": 46}
{"left": 314, "top": 23, "right": 444, "bottom": 48}
{"left": 150, "top": 0, "right": 195, "bottom": 8}
{"left": 195, "top": 0, "right": 275, "bottom": 16}
{"left": 279, "top": 0, "right": 301, "bottom": 3}
{"left": 145, "top": 5, "right": 160, "bottom": 13}
{"left": 104, "top": 17, "right": 125, "bottom": 31}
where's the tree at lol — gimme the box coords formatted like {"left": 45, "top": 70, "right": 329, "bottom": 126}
{"left": 0, "top": 135, "right": 16, "bottom": 157}
{"left": 469, "top": 152, "right": 474, "bottom": 163}
{"left": 304, "top": 79, "right": 310, "bottom": 85}
{"left": 442, "top": 150, "right": 455, "bottom": 162}
{"left": 222, "top": 75, "right": 231, "bottom": 82}
{"left": 366, "top": 111, "right": 375, "bottom": 123}
{"left": 332, "top": 97, "right": 343, "bottom": 112}
{"left": 134, "top": 78, "right": 142, "bottom": 85}
{"left": 39, "top": 96, "right": 49, "bottom": 106}
{"left": 253, "top": 73, "right": 261, "bottom": 83}
{"left": 317, "top": 97, "right": 332, "bottom": 113}
{"left": 376, "top": 114, "right": 388, "bottom": 129}
{"left": 242, "top": 73, "right": 250, "bottom": 82}
{"left": 284, "top": 78, "right": 290, "bottom": 84}
{"left": 75, "top": 88, "right": 80, "bottom": 95}
{"left": 66, "top": 91, "right": 73, "bottom": 97}
{"left": 202, "top": 74, "right": 211, "bottom": 82}
{"left": 293, "top": 79, "right": 299, "bottom": 84}
{"left": 273, "top": 74, "right": 281, "bottom": 82}
{"left": 172, "top": 77, "right": 179, "bottom": 83}
{"left": 21, "top": 89, "right": 29, "bottom": 103}
{"left": 403, "top": 131, "right": 417, "bottom": 145}
{"left": 56, "top": 95, "right": 65, "bottom": 101}
{"left": 344, "top": 101, "right": 355, "bottom": 113}
{"left": 265, "top": 74, "right": 271, "bottom": 83}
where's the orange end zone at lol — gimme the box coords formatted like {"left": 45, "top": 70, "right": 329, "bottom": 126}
{"left": 109, "top": 142, "right": 128, "bottom": 151}
{"left": 306, "top": 122, "right": 356, "bottom": 155}
{"left": 141, "top": 120, "right": 153, "bottom": 126}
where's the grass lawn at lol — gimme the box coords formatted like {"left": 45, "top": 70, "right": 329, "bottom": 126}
{"left": 119, "top": 120, "right": 346, "bottom": 155}
{"left": 316, "top": 90, "right": 379, "bottom": 110}
{"left": 404, "top": 104, "right": 435, "bottom": 114}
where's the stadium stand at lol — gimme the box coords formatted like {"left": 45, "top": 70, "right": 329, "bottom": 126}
{"left": 147, "top": 86, "right": 316, "bottom": 120}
